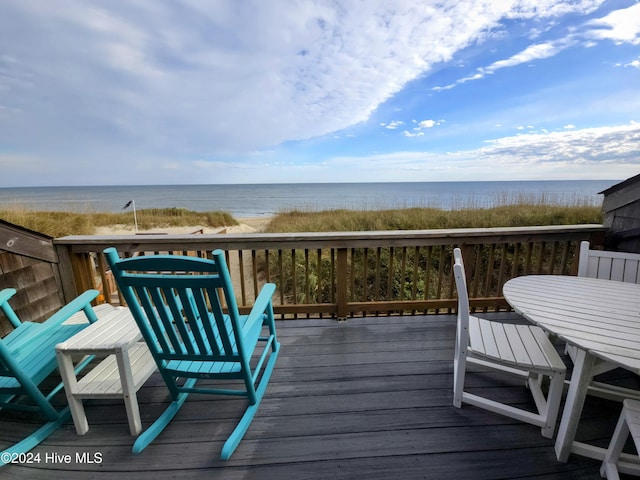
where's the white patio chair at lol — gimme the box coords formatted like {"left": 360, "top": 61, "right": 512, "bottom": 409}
{"left": 578, "top": 241, "right": 640, "bottom": 283}
{"left": 452, "top": 248, "right": 567, "bottom": 438}
{"left": 570, "top": 241, "right": 640, "bottom": 401}
{"left": 601, "top": 399, "right": 640, "bottom": 479}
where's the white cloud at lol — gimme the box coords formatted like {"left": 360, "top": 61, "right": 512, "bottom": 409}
{"left": 399, "top": 119, "right": 444, "bottom": 138}
{"left": 381, "top": 120, "right": 405, "bottom": 130}
{"left": 584, "top": 3, "right": 640, "bottom": 45}
{"left": 417, "top": 120, "right": 438, "bottom": 129}
{"left": 402, "top": 130, "right": 424, "bottom": 138}
{"left": 622, "top": 59, "right": 640, "bottom": 69}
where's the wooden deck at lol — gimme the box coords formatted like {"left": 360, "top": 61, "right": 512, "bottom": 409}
{"left": 1, "top": 313, "right": 634, "bottom": 479}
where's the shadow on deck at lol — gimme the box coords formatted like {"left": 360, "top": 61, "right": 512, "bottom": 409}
{"left": 1, "top": 313, "right": 631, "bottom": 479}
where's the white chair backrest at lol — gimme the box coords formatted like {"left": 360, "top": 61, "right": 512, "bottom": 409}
{"left": 453, "top": 248, "right": 470, "bottom": 348}
{"left": 578, "top": 241, "right": 640, "bottom": 283}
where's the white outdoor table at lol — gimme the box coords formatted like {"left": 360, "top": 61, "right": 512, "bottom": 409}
{"left": 503, "top": 275, "right": 640, "bottom": 469}
{"left": 55, "top": 306, "right": 157, "bottom": 436}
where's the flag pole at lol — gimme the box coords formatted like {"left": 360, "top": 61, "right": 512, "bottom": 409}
{"left": 123, "top": 200, "right": 138, "bottom": 233}
{"left": 132, "top": 200, "right": 138, "bottom": 233}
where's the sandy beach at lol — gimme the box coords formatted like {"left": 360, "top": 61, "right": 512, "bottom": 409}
{"left": 93, "top": 217, "right": 271, "bottom": 235}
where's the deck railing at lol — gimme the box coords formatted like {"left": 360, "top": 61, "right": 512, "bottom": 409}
{"left": 54, "top": 224, "right": 605, "bottom": 320}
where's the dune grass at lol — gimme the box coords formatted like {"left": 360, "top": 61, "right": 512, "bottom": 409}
{"left": 265, "top": 204, "right": 603, "bottom": 233}
{"left": 0, "top": 207, "right": 238, "bottom": 237}
{"left": 0, "top": 196, "right": 603, "bottom": 237}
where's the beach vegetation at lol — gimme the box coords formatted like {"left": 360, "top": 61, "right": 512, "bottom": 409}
{"left": 265, "top": 203, "right": 602, "bottom": 233}
{"left": 0, "top": 207, "right": 237, "bottom": 238}
{"left": 0, "top": 196, "right": 602, "bottom": 238}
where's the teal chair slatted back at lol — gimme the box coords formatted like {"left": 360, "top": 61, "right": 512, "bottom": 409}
{"left": 103, "top": 247, "right": 280, "bottom": 460}
{"left": 104, "top": 252, "right": 251, "bottom": 374}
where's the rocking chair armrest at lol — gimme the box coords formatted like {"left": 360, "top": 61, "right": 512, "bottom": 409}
{"left": 244, "top": 283, "right": 276, "bottom": 330}
{"left": 0, "top": 288, "right": 21, "bottom": 328}
{"left": 40, "top": 289, "right": 101, "bottom": 329}
{"left": 2, "top": 290, "right": 100, "bottom": 355}
{"left": 0, "top": 288, "right": 17, "bottom": 305}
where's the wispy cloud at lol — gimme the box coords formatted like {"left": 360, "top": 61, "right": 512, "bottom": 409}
{"left": 434, "top": 39, "right": 576, "bottom": 91}
{"left": 434, "top": 3, "right": 640, "bottom": 91}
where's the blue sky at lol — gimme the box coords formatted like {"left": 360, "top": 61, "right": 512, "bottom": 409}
{"left": 0, "top": 0, "right": 639, "bottom": 186}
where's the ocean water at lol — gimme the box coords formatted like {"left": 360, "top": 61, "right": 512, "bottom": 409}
{"left": 0, "top": 180, "right": 618, "bottom": 218}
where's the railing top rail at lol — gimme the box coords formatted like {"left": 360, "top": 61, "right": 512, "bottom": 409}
{"left": 55, "top": 224, "right": 605, "bottom": 252}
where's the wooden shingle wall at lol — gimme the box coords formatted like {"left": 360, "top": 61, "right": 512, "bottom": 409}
{"left": 0, "top": 220, "right": 64, "bottom": 337}
{"left": 601, "top": 174, "right": 640, "bottom": 253}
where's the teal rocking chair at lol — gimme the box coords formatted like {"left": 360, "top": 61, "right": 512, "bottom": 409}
{"left": 0, "top": 287, "right": 109, "bottom": 466}
{"left": 104, "top": 247, "right": 280, "bottom": 460}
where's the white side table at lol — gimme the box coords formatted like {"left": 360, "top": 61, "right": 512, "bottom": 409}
{"left": 55, "top": 306, "right": 157, "bottom": 436}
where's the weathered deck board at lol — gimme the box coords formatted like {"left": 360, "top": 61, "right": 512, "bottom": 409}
{"left": 0, "top": 314, "right": 629, "bottom": 479}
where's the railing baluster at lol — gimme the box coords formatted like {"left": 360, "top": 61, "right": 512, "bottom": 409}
{"left": 304, "top": 248, "right": 311, "bottom": 310}
{"left": 375, "top": 247, "right": 381, "bottom": 314}
{"left": 485, "top": 244, "right": 496, "bottom": 297}
{"left": 497, "top": 244, "right": 507, "bottom": 290}
{"left": 349, "top": 248, "right": 356, "bottom": 305}
{"left": 411, "top": 246, "right": 419, "bottom": 315}
{"left": 336, "top": 248, "right": 348, "bottom": 320}
{"left": 290, "top": 248, "right": 297, "bottom": 319}
{"left": 238, "top": 250, "right": 247, "bottom": 305}
{"left": 560, "top": 242, "right": 571, "bottom": 275}
{"left": 363, "top": 247, "right": 369, "bottom": 302}
{"left": 424, "top": 246, "right": 433, "bottom": 303}
{"left": 251, "top": 250, "right": 258, "bottom": 301}
{"left": 535, "top": 242, "right": 546, "bottom": 273}
{"left": 316, "top": 249, "right": 322, "bottom": 306}
{"left": 278, "top": 249, "right": 284, "bottom": 307}
{"left": 387, "top": 247, "right": 395, "bottom": 301}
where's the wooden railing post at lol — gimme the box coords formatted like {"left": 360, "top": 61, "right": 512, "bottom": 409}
{"left": 54, "top": 244, "right": 80, "bottom": 304}
{"left": 336, "top": 248, "right": 348, "bottom": 321}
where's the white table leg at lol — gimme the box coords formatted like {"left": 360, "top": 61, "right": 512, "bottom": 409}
{"left": 116, "top": 347, "right": 142, "bottom": 436}
{"left": 55, "top": 349, "right": 89, "bottom": 435}
{"left": 555, "top": 348, "right": 596, "bottom": 462}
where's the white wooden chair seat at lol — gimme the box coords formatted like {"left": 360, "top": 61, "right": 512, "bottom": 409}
{"left": 468, "top": 317, "right": 566, "bottom": 373}
{"left": 601, "top": 399, "right": 640, "bottom": 479}
{"left": 453, "top": 248, "right": 567, "bottom": 438}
